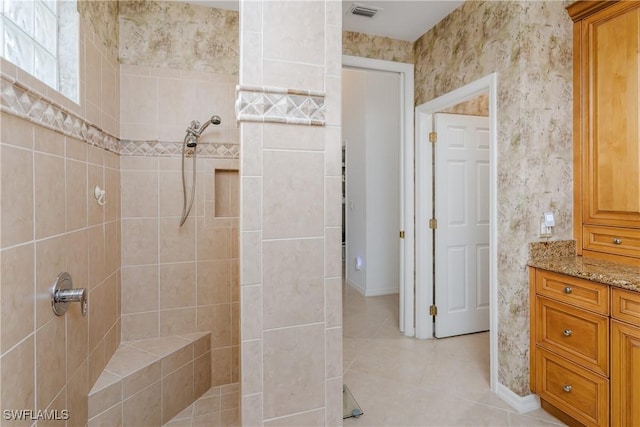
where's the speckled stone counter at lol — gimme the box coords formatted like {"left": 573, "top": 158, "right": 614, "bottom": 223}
{"left": 528, "top": 240, "right": 640, "bottom": 293}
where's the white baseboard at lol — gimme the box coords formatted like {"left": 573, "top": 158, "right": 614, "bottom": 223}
{"left": 364, "top": 288, "right": 399, "bottom": 297}
{"left": 495, "top": 383, "right": 540, "bottom": 414}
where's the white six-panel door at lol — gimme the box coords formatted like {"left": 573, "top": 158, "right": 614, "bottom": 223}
{"left": 434, "top": 113, "right": 490, "bottom": 338}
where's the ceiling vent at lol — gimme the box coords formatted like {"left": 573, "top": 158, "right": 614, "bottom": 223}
{"left": 347, "top": 3, "right": 382, "bottom": 19}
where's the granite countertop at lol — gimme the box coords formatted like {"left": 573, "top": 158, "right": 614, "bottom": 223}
{"left": 528, "top": 240, "right": 640, "bottom": 293}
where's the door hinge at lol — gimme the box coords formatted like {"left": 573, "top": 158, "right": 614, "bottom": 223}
{"left": 429, "top": 305, "right": 438, "bottom": 316}
{"left": 429, "top": 218, "right": 437, "bottom": 229}
{"left": 399, "top": 230, "right": 405, "bottom": 239}
{"left": 429, "top": 132, "right": 437, "bottom": 143}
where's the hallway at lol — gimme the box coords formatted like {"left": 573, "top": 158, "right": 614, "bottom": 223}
{"left": 342, "top": 285, "right": 565, "bottom": 426}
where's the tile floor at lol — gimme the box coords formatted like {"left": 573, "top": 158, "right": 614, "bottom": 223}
{"left": 342, "top": 284, "right": 566, "bottom": 427}
{"left": 164, "top": 383, "right": 240, "bottom": 426}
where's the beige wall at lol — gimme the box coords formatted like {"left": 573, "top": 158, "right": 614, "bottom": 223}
{"left": 414, "top": 0, "right": 574, "bottom": 396}
{"left": 238, "top": 1, "right": 343, "bottom": 425}
{"left": 0, "top": 2, "right": 121, "bottom": 424}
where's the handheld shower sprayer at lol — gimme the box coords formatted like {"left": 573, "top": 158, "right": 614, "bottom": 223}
{"left": 179, "top": 115, "right": 223, "bottom": 227}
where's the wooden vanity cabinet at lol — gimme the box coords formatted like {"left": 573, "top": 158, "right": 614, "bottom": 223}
{"left": 530, "top": 268, "right": 640, "bottom": 426}
{"left": 568, "top": 1, "right": 640, "bottom": 264}
{"left": 610, "top": 289, "right": 640, "bottom": 426}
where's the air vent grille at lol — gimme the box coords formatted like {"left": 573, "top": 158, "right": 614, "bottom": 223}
{"left": 348, "top": 3, "right": 382, "bottom": 18}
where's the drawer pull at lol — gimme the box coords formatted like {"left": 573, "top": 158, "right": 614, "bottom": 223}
{"left": 562, "top": 329, "right": 573, "bottom": 337}
{"left": 613, "top": 237, "right": 622, "bottom": 245}
{"left": 563, "top": 384, "right": 573, "bottom": 393}
{"left": 563, "top": 286, "right": 572, "bottom": 294}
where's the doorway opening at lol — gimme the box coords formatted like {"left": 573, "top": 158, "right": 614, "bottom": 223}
{"left": 415, "top": 73, "right": 498, "bottom": 393}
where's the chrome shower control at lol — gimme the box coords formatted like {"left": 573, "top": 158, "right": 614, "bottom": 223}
{"left": 51, "top": 272, "right": 87, "bottom": 317}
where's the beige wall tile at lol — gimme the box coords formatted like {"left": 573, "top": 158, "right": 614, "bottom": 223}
{"left": 67, "top": 361, "right": 89, "bottom": 427}
{"left": 1, "top": 336, "right": 35, "bottom": 416}
{"left": 263, "top": 123, "right": 324, "bottom": 151}
{"left": 87, "top": 225, "right": 106, "bottom": 289}
{"left": 241, "top": 340, "right": 261, "bottom": 395}
{"left": 197, "top": 223, "right": 231, "bottom": 261}
{"left": 88, "top": 402, "right": 122, "bottom": 427}
{"left": 197, "top": 260, "right": 230, "bottom": 306}
{"left": 39, "top": 386, "right": 66, "bottom": 427}
{"left": 231, "top": 345, "right": 240, "bottom": 383}
{"left": 158, "top": 171, "right": 183, "bottom": 218}
{"left": 241, "top": 285, "right": 262, "bottom": 341}
{"left": 123, "top": 381, "right": 162, "bottom": 427}
{"left": 325, "top": 177, "right": 342, "bottom": 227}
{"left": 67, "top": 286, "right": 89, "bottom": 376}
{"left": 65, "top": 229, "right": 89, "bottom": 296}
{"left": 101, "top": 56, "right": 118, "bottom": 120}
{"left": 194, "top": 351, "right": 212, "bottom": 399}
{"left": 34, "top": 153, "right": 66, "bottom": 239}
{"left": 104, "top": 221, "right": 120, "bottom": 277}
{"left": 162, "top": 345, "right": 193, "bottom": 377}
{"left": 325, "top": 226, "right": 342, "bottom": 278}
{"left": 263, "top": 151, "right": 324, "bottom": 239}
{"left": 88, "top": 340, "right": 106, "bottom": 390}
{"left": 197, "top": 304, "right": 231, "bottom": 349}
{"left": 264, "top": 408, "right": 325, "bottom": 426}
{"left": 239, "top": 123, "right": 263, "bottom": 176}
{"left": 1, "top": 113, "right": 34, "bottom": 149}
{"left": 120, "top": 74, "right": 158, "bottom": 126}
{"left": 325, "top": 277, "right": 342, "bottom": 328}
{"left": 1, "top": 144, "right": 33, "bottom": 247}
{"left": 325, "top": 327, "right": 342, "bottom": 379}
{"left": 35, "top": 236, "right": 66, "bottom": 328}
{"left": 231, "top": 302, "right": 239, "bottom": 346}
{"left": 159, "top": 262, "right": 196, "bottom": 309}
{"left": 1, "top": 243, "right": 34, "bottom": 353}
{"left": 159, "top": 218, "right": 195, "bottom": 263}
{"left": 263, "top": 1, "right": 324, "bottom": 65}
{"left": 120, "top": 156, "right": 158, "bottom": 171}
{"left": 240, "top": 231, "right": 261, "bottom": 285}
{"left": 122, "top": 360, "right": 160, "bottom": 399}
{"left": 211, "top": 347, "right": 232, "bottom": 387}
{"left": 88, "top": 378, "right": 121, "bottom": 419}
{"left": 325, "top": 377, "right": 342, "bottom": 427}
{"left": 158, "top": 77, "right": 195, "bottom": 132}
{"left": 121, "top": 312, "right": 158, "bottom": 341}
{"left": 121, "top": 170, "right": 159, "bottom": 218}
{"left": 262, "top": 60, "right": 324, "bottom": 93}
{"left": 240, "top": 177, "right": 261, "bottom": 231}
{"left": 242, "top": 394, "right": 263, "bottom": 427}
{"left": 66, "top": 159, "right": 88, "bottom": 231}
{"left": 66, "top": 137, "right": 88, "bottom": 162}
{"left": 263, "top": 238, "right": 324, "bottom": 329}
{"left": 85, "top": 40, "right": 102, "bottom": 108}
{"left": 87, "top": 163, "right": 104, "bottom": 227}
{"left": 161, "top": 362, "right": 194, "bottom": 423}
{"left": 160, "top": 308, "right": 196, "bottom": 337}
{"left": 36, "top": 318, "right": 66, "bottom": 409}
{"left": 263, "top": 324, "right": 325, "bottom": 419}
{"left": 121, "top": 218, "right": 158, "bottom": 266}
{"left": 104, "top": 167, "right": 121, "bottom": 223}
{"left": 324, "top": 127, "right": 341, "bottom": 176}
{"left": 34, "top": 126, "right": 65, "bottom": 157}
{"left": 121, "top": 265, "right": 159, "bottom": 314}
{"left": 239, "top": 31, "right": 263, "bottom": 86}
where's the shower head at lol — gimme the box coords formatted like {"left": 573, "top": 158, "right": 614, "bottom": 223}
{"left": 210, "top": 115, "right": 221, "bottom": 125}
{"left": 186, "top": 134, "right": 198, "bottom": 148}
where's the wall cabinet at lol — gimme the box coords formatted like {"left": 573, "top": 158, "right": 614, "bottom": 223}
{"left": 530, "top": 268, "right": 640, "bottom": 426}
{"left": 568, "top": 1, "right": 640, "bottom": 264}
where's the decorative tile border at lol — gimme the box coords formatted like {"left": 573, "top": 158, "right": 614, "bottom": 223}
{"left": 0, "top": 73, "right": 120, "bottom": 153}
{"left": 119, "top": 140, "right": 239, "bottom": 158}
{"left": 235, "top": 84, "right": 325, "bottom": 126}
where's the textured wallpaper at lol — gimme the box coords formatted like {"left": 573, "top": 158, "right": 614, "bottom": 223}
{"left": 415, "top": 0, "right": 573, "bottom": 396}
{"left": 78, "top": 0, "right": 119, "bottom": 62}
{"left": 441, "top": 94, "right": 489, "bottom": 116}
{"left": 343, "top": 31, "right": 414, "bottom": 63}
{"left": 119, "top": 0, "right": 239, "bottom": 75}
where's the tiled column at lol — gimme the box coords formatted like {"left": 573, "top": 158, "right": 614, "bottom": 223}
{"left": 238, "top": 1, "right": 343, "bottom": 425}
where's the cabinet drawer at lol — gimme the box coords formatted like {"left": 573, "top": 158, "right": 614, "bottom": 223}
{"left": 535, "top": 296, "right": 609, "bottom": 376}
{"left": 583, "top": 225, "right": 640, "bottom": 259}
{"left": 535, "top": 348, "right": 608, "bottom": 427}
{"left": 612, "top": 288, "right": 640, "bottom": 326}
{"left": 535, "top": 270, "right": 609, "bottom": 315}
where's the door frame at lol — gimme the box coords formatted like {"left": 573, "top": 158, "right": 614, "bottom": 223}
{"left": 342, "top": 55, "right": 415, "bottom": 337}
{"left": 415, "top": 73, "right": 498, "bottom": 392}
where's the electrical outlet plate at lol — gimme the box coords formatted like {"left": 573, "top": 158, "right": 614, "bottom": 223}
{"left": 543, "top": 211, "right": 555, "bottom": 227}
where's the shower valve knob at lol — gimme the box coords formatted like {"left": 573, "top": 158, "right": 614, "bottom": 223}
{"left": 51, "top": 272, "right": 88, "bottom": 317}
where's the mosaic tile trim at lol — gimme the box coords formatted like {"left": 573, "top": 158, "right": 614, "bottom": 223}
{"left": 120, "top": 140, "right": 239, "bottom": 158}
{"left": 0, "top": 73, "right": 120, "bottom": 153}
{"left": 235, "top": 85, "right": 325, "bottom": 126}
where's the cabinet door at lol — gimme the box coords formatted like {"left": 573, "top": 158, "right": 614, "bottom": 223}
{"left": 582, "top": 2, "right": 640, "bottom": 227}
{"left": 611, "top": 320, "right": 640, "bottom": 426}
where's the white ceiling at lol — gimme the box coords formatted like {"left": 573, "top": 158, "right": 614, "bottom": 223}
{"left": 184, "top": 0, "right": 464, "bottom": 42}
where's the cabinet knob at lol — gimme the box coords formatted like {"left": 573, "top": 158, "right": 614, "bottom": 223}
{"left": 563, "top": 384, "right": 572, "bottom": 393}
{"left": 563, "top": 286, "right": 572, "bottom": 294}
{"left": 563, "top": 329, "right": 573, "bottom": 337}
{"left": 613, "top": 238, "right": 622, "bottom": 245}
